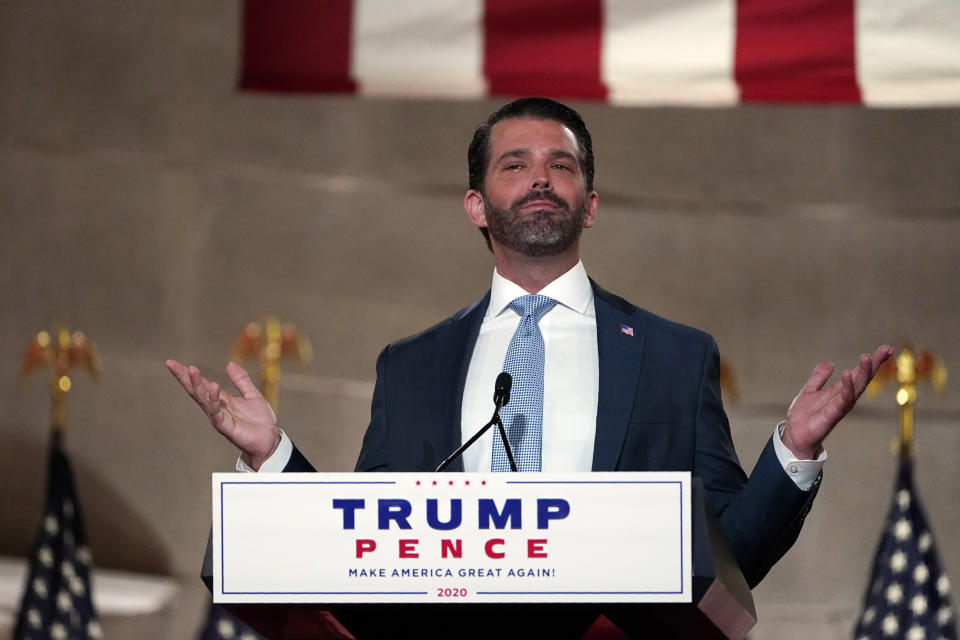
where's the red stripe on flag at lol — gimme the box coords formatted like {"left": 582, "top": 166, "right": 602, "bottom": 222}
{"left": 484, "top": 0, "right": 607, "bottom": 100}
{"left": 735, "top": 0, "right": 861, "bottom": 103}
{"left": 240, "top": 0, "right": 356, "bottom": 93}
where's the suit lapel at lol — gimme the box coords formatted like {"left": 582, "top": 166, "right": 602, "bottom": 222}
{"left": 430, "top": 291, "right": 490, "bottom": 472}
{"left": 591, "top": 282, "right": 646, "bottom": 471}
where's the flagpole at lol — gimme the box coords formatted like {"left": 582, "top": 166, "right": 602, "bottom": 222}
{"left": 231, "top": 316, "right": 312, "bottom": 414}
{"left": 197, "top": 318, "right": 310, "bottom": 640}
{"left": 21, "top": 326, "right": 100, "bottom": 434}
{"left": 15, "top": 326, "right": 104, "bottom": 640}
{"left": 895, "top": 350, "right": 916, "bottom": 459}
{"left": 866, "top": 345, "right": 947, "bottom": 458}
{"left": 853, "top": 346, "right": 955, "bottom": 639}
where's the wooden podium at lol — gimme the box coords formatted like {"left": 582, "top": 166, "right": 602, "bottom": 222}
{"left": 202, "top": 476, "right": 754, "bottom": 640}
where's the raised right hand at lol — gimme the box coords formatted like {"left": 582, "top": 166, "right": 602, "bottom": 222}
{"left": 166, "top": 359, "right": 281, "bottom": 470}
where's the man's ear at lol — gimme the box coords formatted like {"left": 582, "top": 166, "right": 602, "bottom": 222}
{"left": 464, "top": 189, "right": 487, "bottom": 229}
{"left": 583, "top": 191, "right": 599, "bottom": 229}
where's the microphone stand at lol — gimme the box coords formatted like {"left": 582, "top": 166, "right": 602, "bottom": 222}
{"left": 493, "top": 414, "right": 518, "bottom": 472}
{"left": 436, "top": 395, "right": 518, "bottom": 472}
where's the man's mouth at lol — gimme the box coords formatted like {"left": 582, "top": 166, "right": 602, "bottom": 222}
{"left": 520, "top": 200, "right": 561, "bottom": 210}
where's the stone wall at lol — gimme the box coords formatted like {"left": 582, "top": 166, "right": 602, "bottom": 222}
{"left": 1, "top": 2, "right": 958, "bottom": 637}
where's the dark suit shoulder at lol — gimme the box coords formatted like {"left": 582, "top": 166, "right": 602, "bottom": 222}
{"left": 382, "top": 292, "right": 490, "bottom": 357}
{"left": 592, "top": 280, "right": 716, "bottom": 349}
{"left": 638, "top": 306, "right": 714, "bottom": 346}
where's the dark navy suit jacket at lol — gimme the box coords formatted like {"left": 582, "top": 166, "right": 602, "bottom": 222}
{"left": 286, "top": 281, "right": 817, "bottom": 587}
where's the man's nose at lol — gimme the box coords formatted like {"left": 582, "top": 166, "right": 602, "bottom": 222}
{"left": 531, "top": 164, "right": 551, "bottom": 189}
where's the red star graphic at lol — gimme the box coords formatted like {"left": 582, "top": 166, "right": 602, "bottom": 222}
{"left": 415, "top": 480, "right": 421, "bottom": 486}
{"left": 448, "top": 480, "right": 454, "bottom": 486}
{"left": 481, "top": 480, "right": 487, "bottom": 486}
{"left": 465, "top": 480, "right": 471, "bottom": 486}
{"left": 432, "top": 480, "right": 438, "bottom": 486}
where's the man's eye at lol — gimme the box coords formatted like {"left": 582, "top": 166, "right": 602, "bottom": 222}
{"left": 553, "top": 164, "right": 572, "bottom": 171}
{"left": 505, "top": 163, "right": 523, "bottom": 170}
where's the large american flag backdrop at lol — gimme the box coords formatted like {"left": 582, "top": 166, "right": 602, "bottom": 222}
{"left": 240, "top": 0, "right": 960, "bottom": 106}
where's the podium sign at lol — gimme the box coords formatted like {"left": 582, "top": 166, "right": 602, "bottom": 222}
{"left": 212, "top": 472, "right": 691, "bottom": 605}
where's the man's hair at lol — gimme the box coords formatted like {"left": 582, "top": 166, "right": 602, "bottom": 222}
{"left": 467, "top": 97, "right": 595, "bottom": 192}
{"left": 467, "top": 97, "right": 595, "bottom": 250}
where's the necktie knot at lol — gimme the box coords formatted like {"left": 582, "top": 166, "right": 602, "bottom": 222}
{"left": 509, "top": 294, "right": 558, "bottom": 324}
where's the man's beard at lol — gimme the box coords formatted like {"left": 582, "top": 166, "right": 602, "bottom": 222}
{"left": 482, "top": 189, "right": 587, "bottom": 258}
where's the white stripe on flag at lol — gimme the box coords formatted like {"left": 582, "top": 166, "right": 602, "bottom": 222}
{"left": 857, "top": 0, "right": 960, "bottom": 106}
{"left": 603, "top": 0, "right": 738, "bottom": 106}
{"left": 352, "top": 0, "right": 486, "bottom": 99}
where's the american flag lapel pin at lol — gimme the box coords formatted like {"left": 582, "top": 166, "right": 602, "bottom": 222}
{"left": 620, "top": 323, "right": 634, "bottom": 336}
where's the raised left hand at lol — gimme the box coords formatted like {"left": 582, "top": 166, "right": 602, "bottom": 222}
{"left": 165, "top": 359, "right": 281, "bottom": 470}
{"left": 782, "top": 345, "right": 894, "bottom": 459}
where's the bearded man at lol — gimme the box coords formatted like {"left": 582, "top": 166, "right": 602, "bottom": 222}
{"left": 168, "top": 97, "right": 891, "bottom": 591}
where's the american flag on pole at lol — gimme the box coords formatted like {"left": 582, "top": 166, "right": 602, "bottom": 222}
{"left": 196, "top": 602, "right": 264, "bottom": 640}
{"left": 852, "top": 457, "right": 957, "bottom": 640}
{"left": 13, "top": 433, "right": 103, "bottom": 640}
{"left": 240, "top": 0, "right": 960, "bottom": 106}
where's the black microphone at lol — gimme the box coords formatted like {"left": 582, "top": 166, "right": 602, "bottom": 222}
{"left": 436, "top": 372, "right": 518, "bottom": 472}
{"left": 493, "top": 371, "right": 512, "bottom": 408}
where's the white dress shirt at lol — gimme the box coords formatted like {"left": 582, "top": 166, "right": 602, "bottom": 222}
{"left": 460, "top": 261, "right": 599, "bottom": 472}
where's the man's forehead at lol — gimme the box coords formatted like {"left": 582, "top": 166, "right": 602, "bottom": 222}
{"left": 488, "top": 117, "right": 580, "bottom": 154}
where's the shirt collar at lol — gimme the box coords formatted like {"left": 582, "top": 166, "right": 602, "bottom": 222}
{"left": 488, "top": 261, "right": 593, "bottom": 318}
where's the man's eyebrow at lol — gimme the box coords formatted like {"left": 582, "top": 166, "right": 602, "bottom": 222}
{"left": 496, "top": 148, "right": 531, "bottom": 163}
{"left": 547, "top": 149, "right": 578, "bottom": 163}
{"left": 495, "top": 148, "right": 578, "bottom": 163}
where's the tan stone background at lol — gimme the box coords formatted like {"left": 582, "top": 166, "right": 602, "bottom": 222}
{"left": 1, "top": 2, "right": 958, "bottom": 638}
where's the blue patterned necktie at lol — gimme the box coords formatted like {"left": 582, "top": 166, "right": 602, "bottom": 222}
{"left": 492, "top": 294, "right": 558, "bottom": 472}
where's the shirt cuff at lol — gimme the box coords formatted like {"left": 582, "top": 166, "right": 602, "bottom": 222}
{"left": 773, "top": 421, "right": 826, "bottom": 491}
{"left": 235, "top": 428, "right": 293, "bottom": 473}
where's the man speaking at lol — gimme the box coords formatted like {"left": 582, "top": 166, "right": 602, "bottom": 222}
{"left": 167, "top": 98, "right": 891, "bottom": 589}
